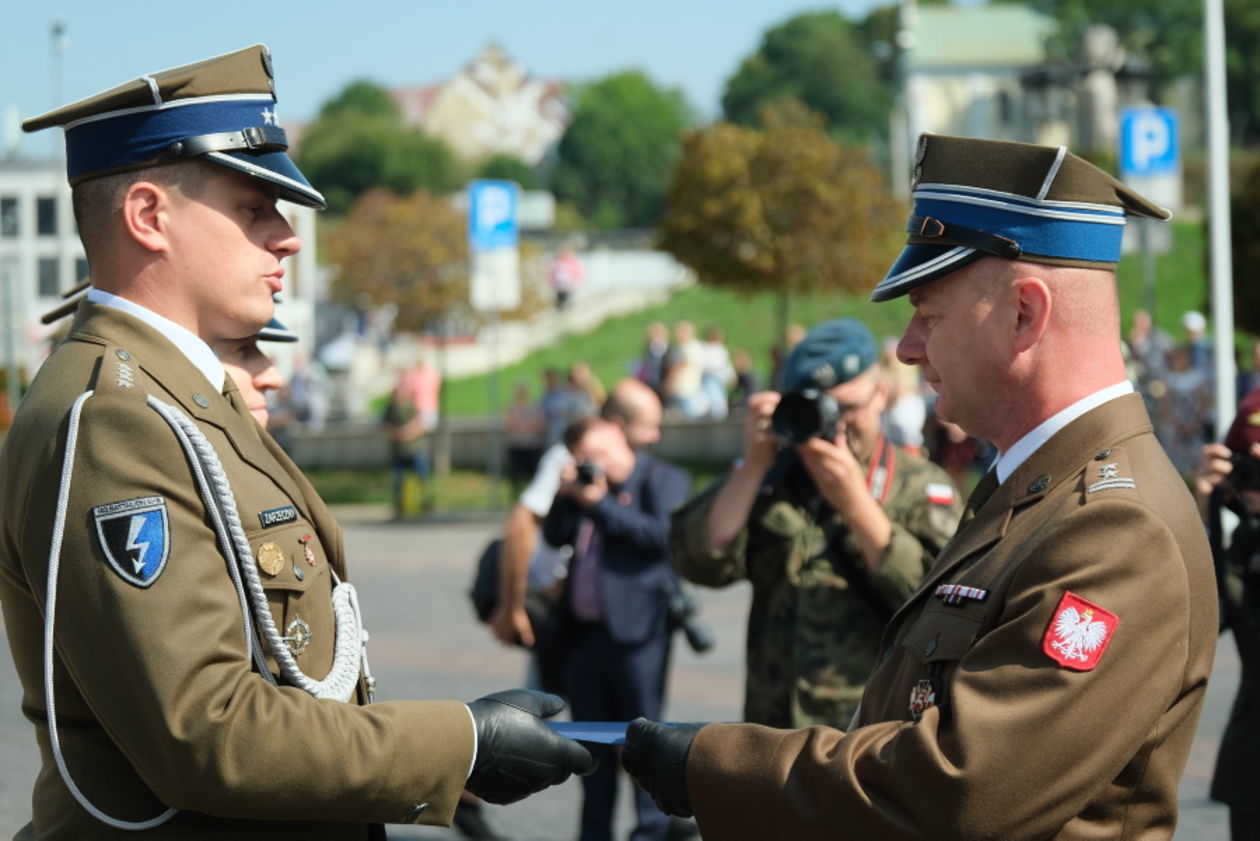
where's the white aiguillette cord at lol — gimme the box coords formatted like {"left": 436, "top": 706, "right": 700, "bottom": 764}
{"left": 43, "top": 391, "right": 373, "bottom": 830}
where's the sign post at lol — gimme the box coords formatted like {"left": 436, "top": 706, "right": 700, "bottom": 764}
{"left": 1118, "top": 106, "right": 1181, "bottom": 324}
{"left": 468, "top": 180, "right": 522, "bottom": 508}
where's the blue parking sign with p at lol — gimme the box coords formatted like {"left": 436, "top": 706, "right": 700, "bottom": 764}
{"left": 1120, "top": 108, "right": 1179, "bottom": 177}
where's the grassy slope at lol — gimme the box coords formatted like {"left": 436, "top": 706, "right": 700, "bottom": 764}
{"left": 441, "top": 222, "right": 1211, "bottom": 416}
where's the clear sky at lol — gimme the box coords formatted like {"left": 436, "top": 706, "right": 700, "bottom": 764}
{"left": 2, "top": 0, "right": 892, "bottom": 158}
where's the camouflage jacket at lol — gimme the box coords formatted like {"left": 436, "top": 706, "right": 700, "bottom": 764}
{"left": 671, "top": 444, "right": 962, "bottom": 729}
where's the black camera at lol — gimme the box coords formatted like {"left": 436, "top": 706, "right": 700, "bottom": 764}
{"left": 771, "top": 389, "right": 840, "bottom": 445}
{"left": 667, "top": 587, "right": 715, "bottom": 654}
{"left": 1230, "top": 453, "right": 1260, "bottom": 490}
{"left": 575, "top": 459, "right": 603, "bottom": 486}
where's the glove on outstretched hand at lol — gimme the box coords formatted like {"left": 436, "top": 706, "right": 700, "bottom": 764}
{"left": 622, "top": 717, "right": 703, "bottom": 818}
{"left": 465, "top": 689, "right": 597, "bottom": 805}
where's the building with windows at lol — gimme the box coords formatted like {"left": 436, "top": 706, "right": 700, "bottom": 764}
{"left": 0, "top": 159, "right": 320, "bottom": 385}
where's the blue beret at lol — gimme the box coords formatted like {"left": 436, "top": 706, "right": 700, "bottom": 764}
{"left": 782, "top": 319, "right": 877, "bottom": 393}
{"left": 871, "top": 135, "right": 1170, "bottom": 302}
{"left": 22, "top": 45, "right": 324, "bottom": 210}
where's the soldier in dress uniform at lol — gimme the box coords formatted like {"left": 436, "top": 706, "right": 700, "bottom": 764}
{"left": 0, "top": 45, "right": 593, "bottom": 841}
{"left": 670, "top": 318, "right": 961, "bottom": 729}
{"left": 622, "top": 135, "right": 1217, "bottom": 841}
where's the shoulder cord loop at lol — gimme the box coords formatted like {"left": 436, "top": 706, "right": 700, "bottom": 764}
{"left": 42, "top": 392, "right": 371, "bottom": 831}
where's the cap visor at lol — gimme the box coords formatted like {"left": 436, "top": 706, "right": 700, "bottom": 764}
{"left": 256, "top": 317, "right": 299, "bottom": 343}
{"left": 869, "top": 244, "right": 982, "bottom": 302}
{"left": 207, "top": 149, "right": 326, "bottom": 210}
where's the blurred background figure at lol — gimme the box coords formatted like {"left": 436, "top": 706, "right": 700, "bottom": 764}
{"left": 663, "top": 320, "right": 707, "bottom": 419}
{"left": 1192, "top": 393, "right": 1260, "bottom": 841}
{"left": 285, "top": 349, "right": 331, "bottom": 433}
{"left": 700, "top": 325, "right": 735, "bottom": 420}
{"left": 504, "top": 380, "right": 546, "bottom": 499}
{"left": 925, "top": 410, "right": 984, "bottom": 495}
{"left": 1237, "top": 339, "right": 1260, "bottom": 404}
{"left": 1182, "top": 309, "right": 1213, "bottom": 379}
{"left": 541, "top": 366, "right": 578, "bottom": 447}
{"left": 768, "top": 322, "right": 807, "bottom": 392}
{"left": 728, "top": 349, "right": 759, "bottom": 412}
{"left": 569, "top": 360, "right": 606, "bottom": 414}
{"left": 880, "top": 338, "right": 927, "bottom": 456}
{"left": 636, "top": 321, "right": 671, "bottom": 399}
{"left": 549, "top": 246, "right": 586, "bottom": 312}
{"left": 382, "top": 366, "right": 435, "bottom": 519}
{"left": 1162, "top": 345, "right": 1213, "bottom": 478}
{"left": 1126, "top": 309, "right": 1171, "bottom": 420}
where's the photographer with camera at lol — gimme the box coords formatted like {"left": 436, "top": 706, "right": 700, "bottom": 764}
{"left": 670, "top": 318, "right": 962, "bottom": 729}
{"left": 542, "top": 417, "right": 692, "bottom": 841}
{"left": 1195, "top": 390, "right": 1260, "bottom": 840}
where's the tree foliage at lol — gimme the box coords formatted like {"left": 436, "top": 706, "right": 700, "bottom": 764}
{"left": 551, "top": 71, "right": 692, "bottom": 229}
{"left": 659, "top": 103, "right": 904, "bottom": 301}
{"left": 476, "top": 153, "right": 539, "bottom": 190}
{"left": 1010, "top": 0, "right": 1260, "bottom": 143}
{"left": 1231, "top": 157, "right": 1260, "bottom": 335}
{"left": 325, "top": 190, "right": 469, "bottom": 333}
{"left": 296, "top": 81, "right": 463, "bottom": 214}
{"left": 722, "top": 11, "right": 893, "bottom": 143}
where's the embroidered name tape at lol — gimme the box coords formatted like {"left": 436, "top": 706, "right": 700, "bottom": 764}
{"left": 259, "top": 505, "right": 298, "bottom": 529}
{"left": 93, "top": 496, "right": 170, "bottom": 587}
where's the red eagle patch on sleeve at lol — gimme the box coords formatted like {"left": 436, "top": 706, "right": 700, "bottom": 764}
{"left": 1042, "top": 591, "right": 1118, "bottom": 671}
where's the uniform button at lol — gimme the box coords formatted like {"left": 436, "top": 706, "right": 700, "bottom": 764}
{"left": 925, "top": 639, "right": 938, "bottom": 656}
{"left": 192, "top": 393, "right": 209, "bottom": 408}
{"left": 1028, "top": 474, "right": 1051, "bottom": 493}
{"left": 1094, "top": 449, "right": 1112, "bottom": 460}
{"left": 292, "top": 563, "right": 305, "bottom": 581}
{"left": 404, "top": 803, "right": 429, "bottom": 822}
{"left": 115, "top": 349, "right": 131, "bottom": 361}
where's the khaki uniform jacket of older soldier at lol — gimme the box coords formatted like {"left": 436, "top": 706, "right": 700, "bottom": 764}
{"left": 671, "top": 447, "right": 961, "bottom": 728}
{"left": 0, "top": 302, "right": 473, "bottom": 840}
{"left": 682, "top": 394, "right": 1216, "bottom": 840}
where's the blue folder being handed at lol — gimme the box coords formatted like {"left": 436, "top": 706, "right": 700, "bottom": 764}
{"left": 546, "top": 721, "right": 629, "bottom": 745}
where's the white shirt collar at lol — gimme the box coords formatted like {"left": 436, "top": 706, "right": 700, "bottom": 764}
{"left": 994, "top": 381, "right": 1134, "bottom": 484}
{"left": 86, "top": 288, "right": 226, "bottom": 391}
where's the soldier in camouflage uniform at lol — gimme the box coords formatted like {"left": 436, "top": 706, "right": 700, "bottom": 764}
{"left": 671, "top": 319, "right": 962, "bottom": 728}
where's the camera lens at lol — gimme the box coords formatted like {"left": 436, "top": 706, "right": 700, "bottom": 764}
{"left": 771, "top": 389, "right": 840, "bottom": 445}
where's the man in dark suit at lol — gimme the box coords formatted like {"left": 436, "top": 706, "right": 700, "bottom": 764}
{"left": 544, "top": 418, "right": 691, "bottom": 841}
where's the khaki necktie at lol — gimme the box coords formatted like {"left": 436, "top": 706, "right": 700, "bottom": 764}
{"left": 958, "top": 469, "right": 1000, "bottom": 529}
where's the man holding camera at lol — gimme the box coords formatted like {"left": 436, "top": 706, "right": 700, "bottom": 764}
{"left": 670, "top": 318, "right": 962, "bottom": 729}
{"left": 1195, "top": 392, "right": 1260, "bottom": 840}
{"left": 543, "top": 417, "right": 691, "bottom": 841}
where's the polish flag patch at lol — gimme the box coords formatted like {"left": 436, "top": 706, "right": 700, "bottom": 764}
{"left": 1042, "top": 591, "right": 1118, "bottom": 671}
{"left": 926, "top": 483, "right": 955, "bottom": 505}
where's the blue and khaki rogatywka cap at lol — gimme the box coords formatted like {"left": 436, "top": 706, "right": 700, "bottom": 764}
{"left": 22, "top": 44, "right": 324, "bottom": 210}
{"left": 870, "top": 134, "right": 1170, "bottom": 303}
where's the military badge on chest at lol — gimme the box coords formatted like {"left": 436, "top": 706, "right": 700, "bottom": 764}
{"left": 909, "top": 678, "right": 938, "bottom": 722}
{"left": 1042, "top": 591, "right": 1118, "bottom": 671}
{"left": 93, "top": 496, "right": 170, "bottom": 587}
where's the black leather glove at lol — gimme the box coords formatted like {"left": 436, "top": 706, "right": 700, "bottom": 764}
{"left": 622, "top": 717, "right": 703, "bottom": 818}
{"left": 465, "top": 689, "right": 597, "bottom": 805}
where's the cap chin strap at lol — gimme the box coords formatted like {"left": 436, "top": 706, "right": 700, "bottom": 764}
{"left": 908, "top": 215, "right": 1023, "bottom": 261}
{"left": 43, "top": 391, "right": 371, "bottom": 831}
{"left": 164, "top": 124, "right": 288, "bottom": 159}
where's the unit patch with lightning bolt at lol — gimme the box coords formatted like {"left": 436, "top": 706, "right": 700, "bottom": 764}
{"left": 93, "top": 496, "right": 170, "bottom": 587}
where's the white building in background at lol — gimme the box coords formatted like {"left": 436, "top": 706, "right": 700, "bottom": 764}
{"left": 391, "top": 44, "right": 569, "bottom": 165}
{"left": 0, "top": 159, "right": 320, "bottom": 382}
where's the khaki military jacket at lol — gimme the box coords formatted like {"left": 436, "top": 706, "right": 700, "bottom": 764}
{"left": 0, "top": 304, "right": 472, "bottom": 840}
{"left": 671, "top": 446, "right": 961, "bottom": 728}
{"left": 685, "top": 395, "right": 1216, "bottom": 841}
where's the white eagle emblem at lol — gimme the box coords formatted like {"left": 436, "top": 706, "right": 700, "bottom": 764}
{"left": 1051, "top": 606, "right": 1109, "bottom": 663}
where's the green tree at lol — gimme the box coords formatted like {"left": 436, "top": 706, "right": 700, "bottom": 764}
{"left": 659, "top": 104, "right": 904, "bottom": 330}
{"left": 325, "top": 190, "right": 469, "bottom": 333}
{"left": 296, "top": 81, "right": 463, "bottom": 214}
{"left": 475, "top": 153, "right": 539, "bottom": 190}
{"left": 722, "top": 11, "right": 893, "bottom": 143}
{"left": 551, "top": 71, "right": 692, "bottom": 229}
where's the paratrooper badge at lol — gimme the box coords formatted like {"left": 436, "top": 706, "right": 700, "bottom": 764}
{"left": 1042, "top": 591, "right": 1118, "bottom": 671}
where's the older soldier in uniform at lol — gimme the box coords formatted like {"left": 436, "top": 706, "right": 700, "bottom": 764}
{"left": 670, "top": 318, "right": 961, "bottom": 728}
{"left": 623, "top": 135, "right": 1217, "bottom": 841}
{"left": 0, "top": 46, "right": 593, "bottom": 841}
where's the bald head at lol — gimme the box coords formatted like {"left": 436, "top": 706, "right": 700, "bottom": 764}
{"left": 602, "top": 378, "right": 663, "bottom": 448}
